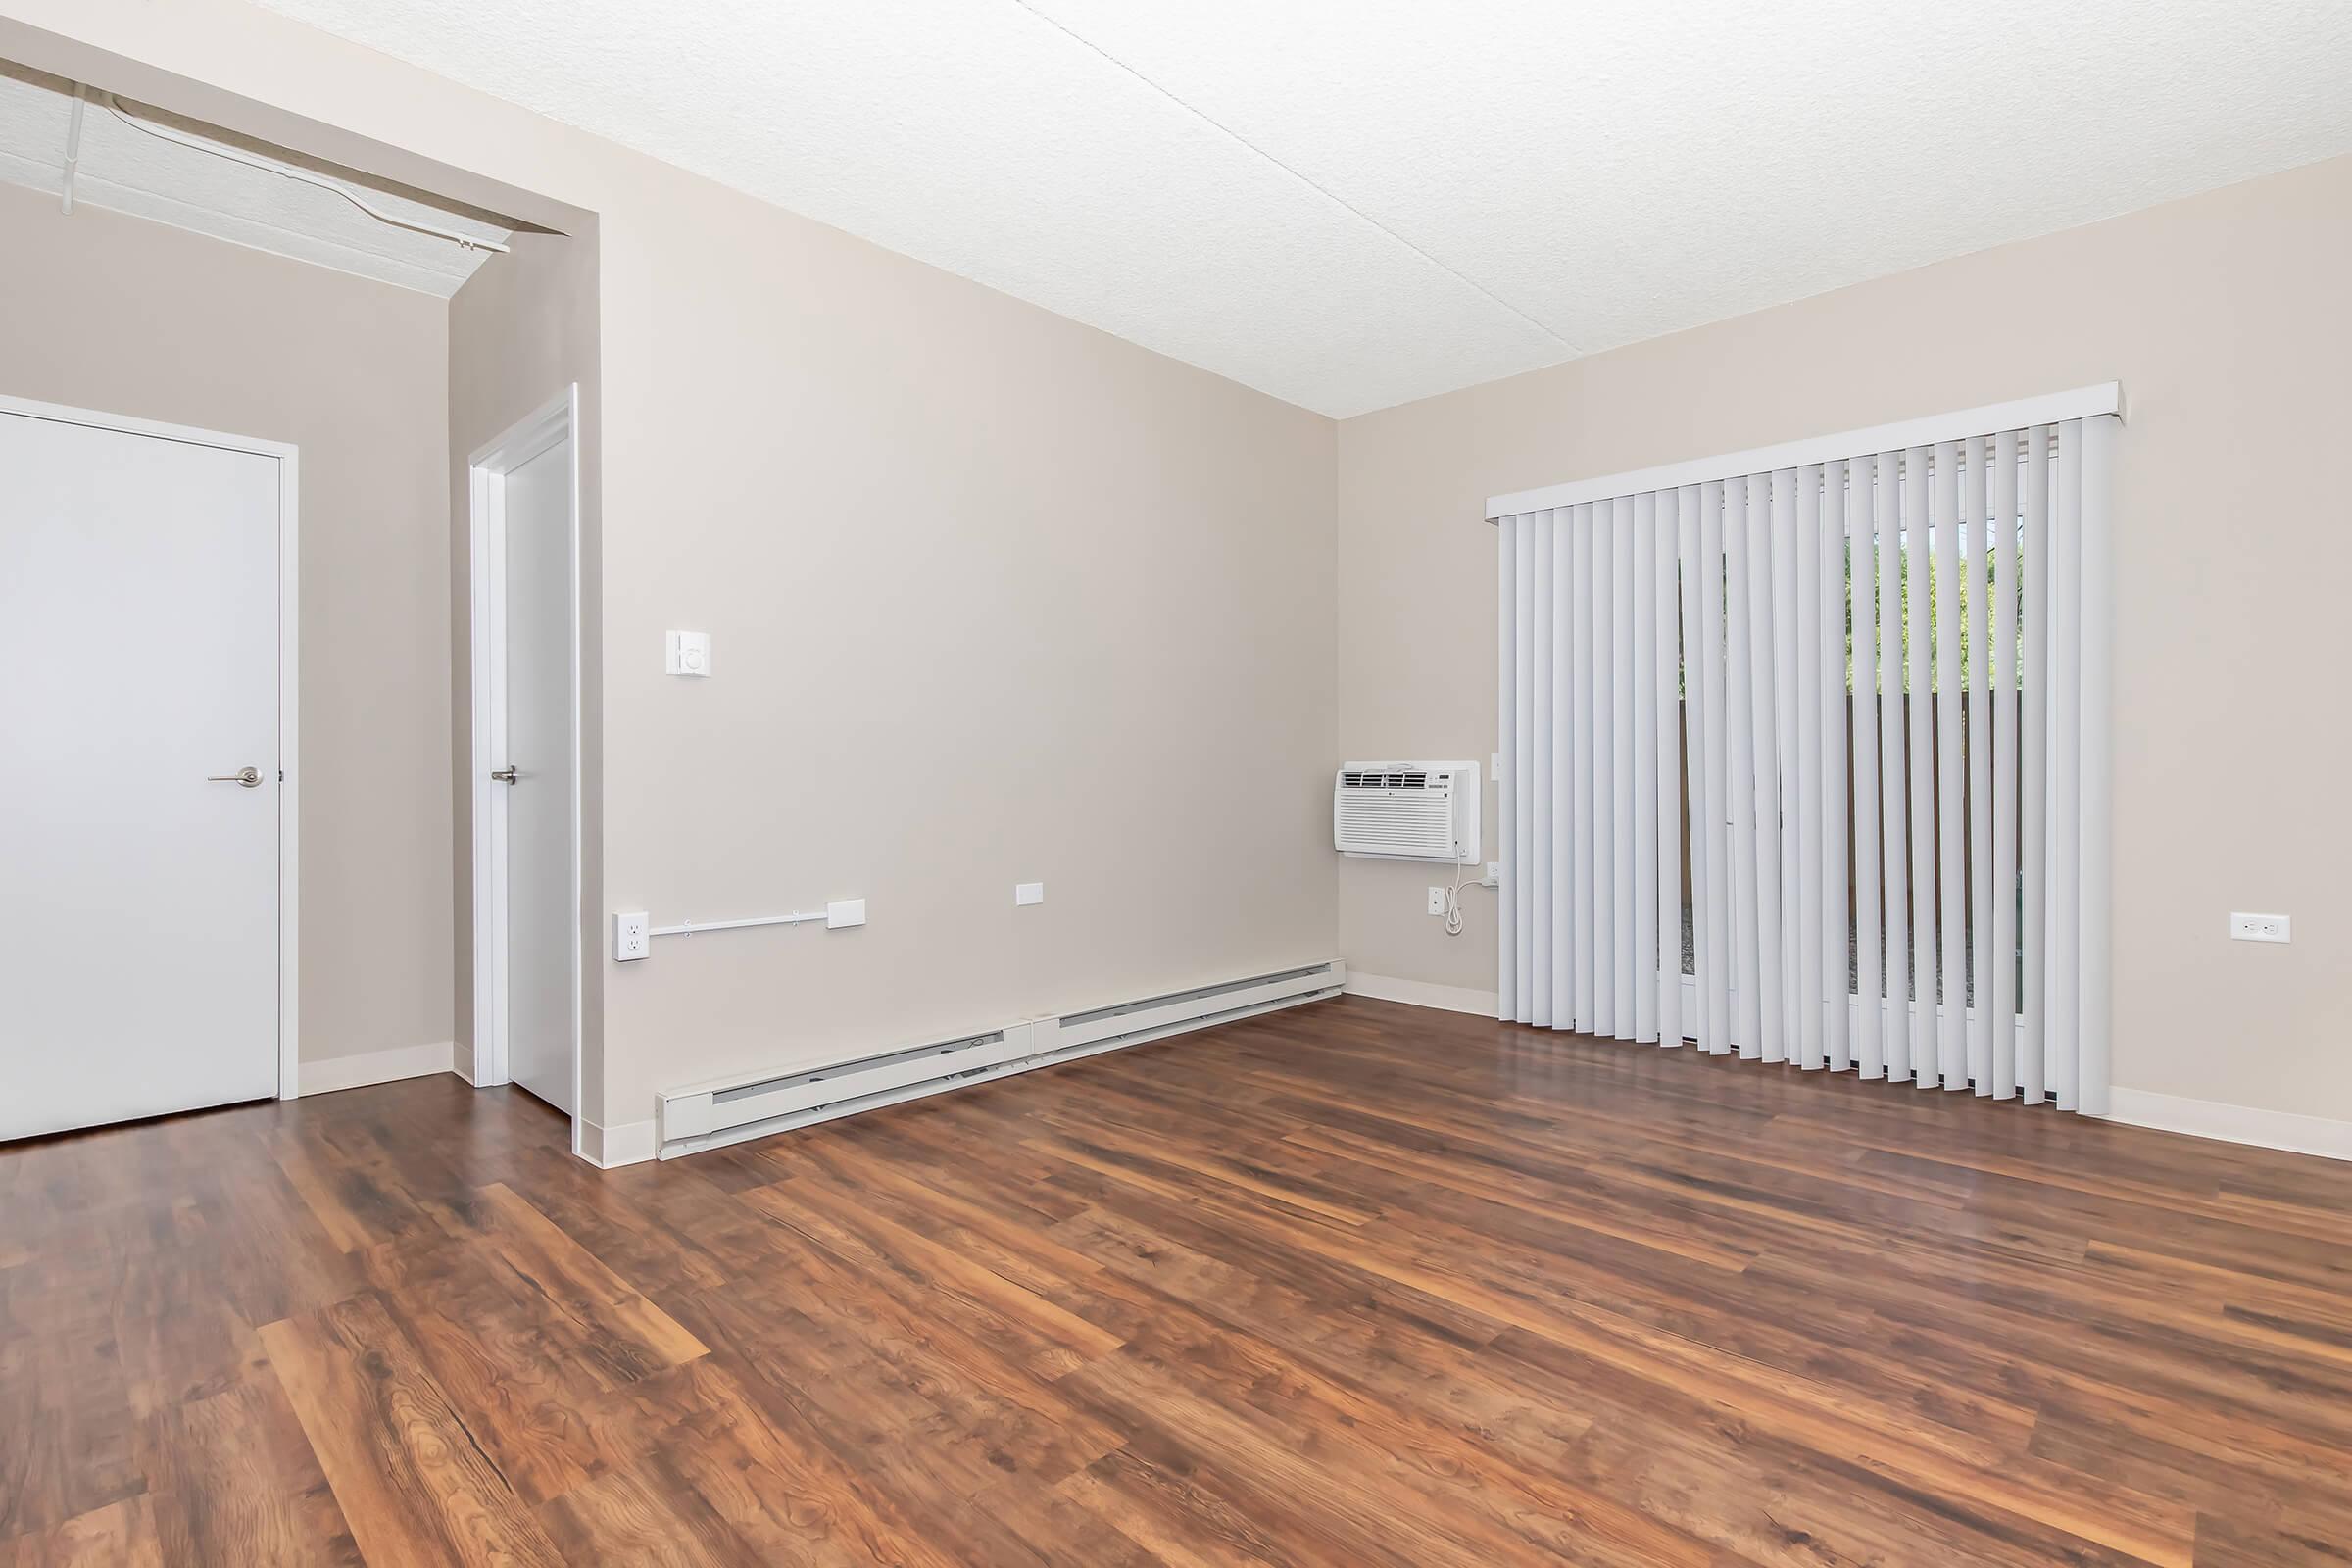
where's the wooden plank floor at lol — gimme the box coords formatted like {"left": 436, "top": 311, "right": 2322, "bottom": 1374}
{"left": 6, "top": 996, "right": 2351, "bottom": 1566}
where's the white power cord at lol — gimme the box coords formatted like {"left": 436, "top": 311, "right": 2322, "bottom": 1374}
{"left": 1442, "top": 859, "right": 1497, "bottom": 937}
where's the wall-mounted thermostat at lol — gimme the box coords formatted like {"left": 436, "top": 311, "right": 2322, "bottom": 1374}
{"left": 664, "top": 630, "right": 710, "bottom": 676}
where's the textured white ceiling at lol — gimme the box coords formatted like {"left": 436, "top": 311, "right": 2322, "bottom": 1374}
{"left": 249, "top": 0, "right": 2352, "bottom": 414}
{"left": 0, "top": 67, "right": 507, "bottom": 296}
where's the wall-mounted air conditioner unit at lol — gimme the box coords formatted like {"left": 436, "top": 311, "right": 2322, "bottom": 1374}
{"left": 1334, "top": 760, "right": 1479, "bottom": 863}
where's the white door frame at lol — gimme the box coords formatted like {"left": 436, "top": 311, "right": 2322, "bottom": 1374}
{"left": 467, "top": 386, "right": 583, "bottom": 1152}
{"left": 0, "top": 389, "right": 301, "bottom": 1097}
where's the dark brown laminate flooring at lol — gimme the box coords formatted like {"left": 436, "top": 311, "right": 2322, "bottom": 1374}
{"left": 5, "top": 995, "right": 2350, "bottom": 1565}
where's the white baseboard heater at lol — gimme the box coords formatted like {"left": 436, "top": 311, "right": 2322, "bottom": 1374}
{"left": 656, "top": 959, "right": 1346, "bottom": 1160}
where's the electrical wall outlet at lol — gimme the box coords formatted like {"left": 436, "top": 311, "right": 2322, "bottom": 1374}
{"left": 2230, "top": 912, "right": 2290, "bottom": 944}
{"left": 1485, "top": 861, "right": 1501, "bottom": 886}
{"left": 1428, "top": 886, "right": 1448, "bottom": 915}
{"left": 1015, "top": 882, "right": 1045, "bottom": 906}
{"left": 613, "top": 910, "right": 650, "bottom": 961}
{"left": 825, "top": 899, "right": 866, "bottom": 930}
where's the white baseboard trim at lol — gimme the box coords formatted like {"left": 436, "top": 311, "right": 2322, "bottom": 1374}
{"left": 580, "top": 1117, "right": 659, "bottom": 1169}
{"left": 1344, "top": 971, "right": 1501, "bottom": 1019}
{"left": 2103, "top": 1089, "right": 2352, "bottom": 1164}
{"left": 298, "top": 1039, "right": 456, "bottom": 1098}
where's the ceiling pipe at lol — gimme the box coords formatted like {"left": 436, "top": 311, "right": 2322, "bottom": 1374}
{"left": 93, "top": 90, "right": 511, "bottom": 255}
{"left": 59, "top": 82, "right": 84, "bottom": 214}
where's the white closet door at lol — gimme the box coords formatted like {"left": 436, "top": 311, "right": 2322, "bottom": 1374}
{"left": 503, "top": 434, "right": 579, "bottom": 1115}
{"left": 1, "top": 411, "right": 280, "bottom": 1142}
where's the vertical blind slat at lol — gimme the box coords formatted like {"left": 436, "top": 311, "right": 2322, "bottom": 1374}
{"left": 1935, "top": 439, "right": 1967, "bottom": 1091}
{"left": 1592, "top": 502, "right": 1618, "bottom": 1035}
{"left": 1794, "top": 467, "right": 1823, "bottom": 1068}
{"left": 1697, "top": 481, "right": 1731, "bottom": 1054}
{"left": 1773, "top": 469, "right": 1807, "bottom": 1063}
{"left": 1550, "top": 509, "right": 1574, "bottom": 1026}
{"left": 1613, "top": 496, "right": 1640, "bottom": 1037}
{"left": 1989, "top": 433, "right": 2021, "bottom": 1098}
{"left": 1904, "top": 444, "right": 1937, "bottom": 1087}
{"left": 1572, "top": 502, "right": 1596, "bottom": 1032}
{"left": 2020, "top": 427, "right": 2050, "bottom": 1103}
{"left": 1875, "top": 451, "right": 1911, "bottom": 1084}
{"left": 1849, "top": 459, "right": 1886, "bottom": 1080}
{"left": 2049, "top": 420, "right": 2082, "bottom": 1109}
{"left": 1724, "top": 477, "right": 1761, "bottom": 1059}
{"left": 2077, "top": 416, "right": 2115, "bottom": 1116}
{"left": 1750, "top": 475, "right": 1787, "bottom": 1062}
{"left": 1820, "top": 463, "right": 1851, "bottom": 1072}
{"left": 1632, "top": 492, "right": 1660, "bottom": 1044}
{"left": 1497, "top": 514, "right": 1518, "bottom": 1018}
{"left": 1965, "top": 439, "right": 1994, "bottom": 1095}
{"left": 1657, "top": 493, "right": 1688, "bottom": 1046}
{"left": 1514, "top": 515, "right": 1536, "bottom": 1020}
{"left": 1531, "top": 516, "right": 1555, "bottom": 1027}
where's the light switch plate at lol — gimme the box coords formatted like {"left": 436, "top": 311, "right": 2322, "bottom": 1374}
{"left": 664, "top": 630, "right": 711, "bottom": 676}
{"left": 1014, "top": 882, "right": 1045, "bottom": 906}
{"left": 613, "top": 911, "right": 650, "bottom": 961}
{"left": 825, "top": 899, "right": 866, "bottom": 930}
{"left": 2229, "top": 912, "right": 2290, "bottom": 944}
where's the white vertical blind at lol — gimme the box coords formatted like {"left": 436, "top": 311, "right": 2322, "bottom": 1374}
{"left": 1934, "top": 439, "right": 1966, "bottom": 1091}
{"left": 1849, "top": 456, "right": 1885, "bottom": 1081}
{"left": 2021, "top": 426, "right": 2050, "bottom": 1103}
{"left": 1876, "top": 450, "right": 1912, "bottom": 1085}
{"left": 1493, "top": 397, "right": 2117, "bottom": 1115}
{"left": 1903, "top": 444, "right": 1936, "bottom": 1088}
{"left": 1653, "top": 498, "right": 1685, "bottom": 1050}
{"left": 1964, "top": 436, "right": 1994, "bottom": 1095}
{"left": 1817, "top": 463, "right": 1849, "bottom": 1073}
{"left": 1531, "top": 515, "right": 1554, "bottom": 1026}
{"left": 1571, "top": 503, "right": 1595, "bottom": 1030}
{"left": 1989, "top": 432, "right": 2021, "bottom": 1100}
{"left": 1632, "top": 492, "right": 1660, "bottom": 1045}
{"left": 1612, "top": 496, "right": 1639, "bottom": 1038}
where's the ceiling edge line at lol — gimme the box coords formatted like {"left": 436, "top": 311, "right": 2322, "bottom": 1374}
{"left": 1001, "top": 0, "right": 1578, "bottom": 355}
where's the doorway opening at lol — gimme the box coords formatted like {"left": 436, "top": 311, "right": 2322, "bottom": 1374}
{"left": 468, "top": 389, "right": 584, "bottom": 1151}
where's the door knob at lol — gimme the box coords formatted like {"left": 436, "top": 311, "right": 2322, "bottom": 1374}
{"left": 207, "top": 767, "right": 262, "bottom": 788}
{"left": 491, "top": 766, "right": 519, "bottom": 784}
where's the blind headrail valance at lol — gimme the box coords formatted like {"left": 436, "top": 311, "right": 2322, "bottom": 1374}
{"left": 1485, "top": 382, "right": 2121, "bottom": 521}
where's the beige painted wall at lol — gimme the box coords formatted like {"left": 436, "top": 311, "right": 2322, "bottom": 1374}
{"left": 2, "top": 1, "right": 1339, "bottom": 1136}
{"left": 447, "top": 230, "right": 603, "bottom": 1091}
{"left": 588, "top": 172, "right": 1338, "bottom": 1126}
{"left": 0, "top": 179, "right": 454, "bottom": 1066}
{"left": 1338, "top": 154, "right": 2352, "bottom": 1123}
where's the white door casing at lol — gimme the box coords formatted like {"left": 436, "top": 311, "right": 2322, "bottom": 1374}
{"left": 0, "top": 395, "right": 298, "bottom": 1141}
{"left": 468, "top": 389, "right": 581, "bottom": 1141}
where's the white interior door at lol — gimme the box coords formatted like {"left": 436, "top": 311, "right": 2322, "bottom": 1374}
{"left": 1, "top": 410, "right": 282, "bottom": 1142}
{"left": 500, "top": 431, "right": 577, "bottom": 1113}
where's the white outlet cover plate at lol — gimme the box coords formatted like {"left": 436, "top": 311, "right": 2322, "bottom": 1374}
{"left": 613, "top": 910, "right": 651, "bottom": 960}
{"left": 1428, "top": 886, "right": 1448, "bottom": 914}
{"left": 2229, "top": 911, "right": 2291, "bottom": 943}
{"left": 825, "top": 899, "right": 867, "bottom": 929}
{"left": 1015, "top": 882, "right": 1045, "bottom": 906}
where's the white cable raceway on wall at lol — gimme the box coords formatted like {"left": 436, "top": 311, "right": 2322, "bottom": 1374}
{"left": 1491, "top": 386, "right": 2117, "bottom": 1113}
